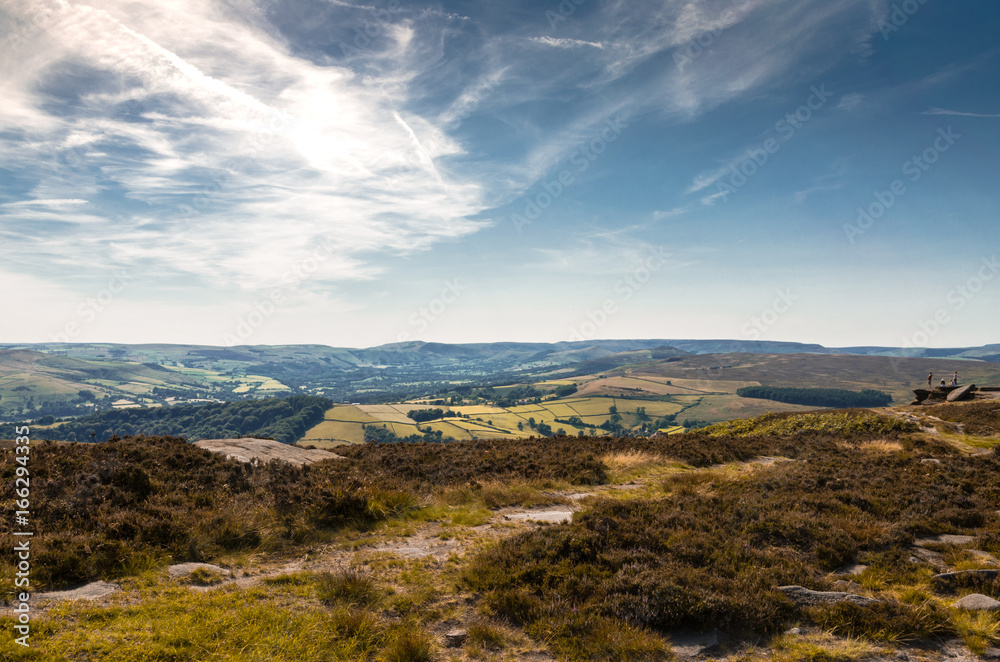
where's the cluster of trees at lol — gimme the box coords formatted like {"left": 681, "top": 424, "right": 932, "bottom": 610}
{"left": 490, "top": 385, "right": 543, "bottom": 408}
{"left": 30, "top": 395, "right": 331, "bottom": 444}
{"left": 363, "top": 424, "right": 456, "bottom": 444}
{"left": 736, "top": 386, "right": 893, "bottom": 409}
{"left": 406, "top": 408, "right": 458, "bottom": 423}
{"left": 554, "top": 384, "right": 578, "bottom": 397}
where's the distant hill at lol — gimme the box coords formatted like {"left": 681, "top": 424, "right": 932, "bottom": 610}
{"left": 1, "top": 339, "right": 998, "bottom": 421}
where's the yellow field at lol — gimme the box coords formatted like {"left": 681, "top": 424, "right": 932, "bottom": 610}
{"left": 357, "top": 405, "right": 414, "bottom": 423}
{"left": 382, "top": 421, "right": 421, "bottom": 436}
{"left": 508, "top": 404, "right": 547, "bottom": 414}
{"left": 424, "top": 420, "right": 474, "bottom": 440}
{"left": 323, "top": 406, "right": 381, "bottom": 423}
{"left": 561, "top": 397, "right": 618, "bottom": 416}
{"left": 543, "top": 403, "right": 579, "bottom": 418}
{"left": 300, "top": 420, "right": 366, "bottom": 444}
{"left": 451, "top": 405, "right": 507, "bottom": 416}
{"left": 470, "top": 412, "right": 531, "bottom": 430}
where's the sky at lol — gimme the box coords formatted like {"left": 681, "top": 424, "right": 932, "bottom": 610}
{"left": 0, "top": 0, "right": 998, "bottom": 349}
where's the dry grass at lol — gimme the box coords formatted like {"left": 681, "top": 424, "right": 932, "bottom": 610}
{"left": 842, "top": 439, "right": 905, "bottom": 453}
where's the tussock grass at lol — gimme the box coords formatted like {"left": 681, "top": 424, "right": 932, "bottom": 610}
{"left": 466, "top": 620, "right": 507, "bottom": 650}
{"left": 761, "top": 631, "right": 885, "bottom": 662}
{"left": 952, "top": 609, "right": 1000, "bottom": 654}
{"left": 316, "top": 567, "right": 383, "bottom": 607}
{"left": 848, "top": 439, "right": 905, "bottom": 453}
{"left": 0, "top": 582, "right": 394, "bottom": 661}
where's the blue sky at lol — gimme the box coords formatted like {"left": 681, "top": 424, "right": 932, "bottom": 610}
{"left": 1, "top": 0, "right": 997, "bottom": 348}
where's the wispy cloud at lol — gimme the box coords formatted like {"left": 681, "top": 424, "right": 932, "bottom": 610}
{"left": 529, "top": 36, "right": 605, "bottom": 50}
{"left": 837, "top": 93, "right": 864, "bottom": 110}
{"left": 0, "top": 0, "right": 485, "bottom": 293}
{"left": 0, "top": 0, "right": 908, "bottom": 324}
{"left": 924, "top": 107, "right": 1000, "bottom": 118}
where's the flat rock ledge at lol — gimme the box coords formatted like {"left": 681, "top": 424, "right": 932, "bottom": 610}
{"left": 911, "top": 384, "right": 976, "bottom": 405}
{"left": 194, "top": 438, "right": 343, "bottom": 466}
{"left": 777, "top": 585, "right": 880, "bottom": 607}
{"left": 35, "top": 581, "right": 119, "bottom": 603}
{"left": 953, "top": 594, "right": 1000, "bottom": 611}
{"left": 167, "top": 563, "right": 232, "bottom": 579}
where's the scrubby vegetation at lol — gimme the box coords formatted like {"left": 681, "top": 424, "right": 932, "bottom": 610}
{"left": 7, "top": 406, "right": 1000, "bottom": 660}
{"left": 17, "top": 395, "right": 330, "bottom": 443}
{"left": 463, "top": 422, "right": 1000, "bottom": 654}
{"left": 737, "top": 386, "right": 893, "bottom": 408}
{"left": 701, "top": 409, "right": 914, "bottom": 437}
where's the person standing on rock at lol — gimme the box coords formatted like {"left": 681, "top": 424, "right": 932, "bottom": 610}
{"left": 928, "top": 372, "right": 933, "bottom": 387}
{"left": 952, "top": 372, "right": 959, "bottom": 386}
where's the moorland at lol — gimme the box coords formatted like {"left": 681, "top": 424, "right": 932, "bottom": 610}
{"left": 3, "top": 398, "right": 1000, "bottom": 660}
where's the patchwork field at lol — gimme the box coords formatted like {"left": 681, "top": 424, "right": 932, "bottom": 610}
{"left": 300, "top": 395, "right": 703, "bottom": 447}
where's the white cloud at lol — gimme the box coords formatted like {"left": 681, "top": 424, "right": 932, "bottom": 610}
{"left": 0, "top": 0, "right": 486, "bottom": 293}
{"left": 652, "top": 207, "right": 690, "bottom": 221}
{"left": 924, "top": 107, "right": 1000, "bottom": 118}
{"left": 837, "top": 93, "right": 864, "bottom": 110}
{"left": 529, "top": 36, "right": 605, "bottom": 50}
{"left": 2, "top": 199, "right": 89, "bottom": 207}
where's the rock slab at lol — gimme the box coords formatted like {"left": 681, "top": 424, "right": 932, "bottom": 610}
{"left": 194, "top": 438, "right": 343, "bottom": 466}
{"left": 953, "top": 594, "right": 1000, "bottom": 611}
{"left": 167, "top": 563, "right": 232, "bottom": 579}
{"left": 35, "top": 581, "right": 119, "bottom": 602}
{"left": 777, "top": 585, "right": 880, "bottom": 607}
{"left": 947, "top": 384, "right": 977, "bottom": 402}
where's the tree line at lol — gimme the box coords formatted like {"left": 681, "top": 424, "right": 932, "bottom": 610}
{"left": 23, "top": 395, "right": 331, "bottom": 444}
{"left": 736, "top": 386, "right": 892, "bottom": 409}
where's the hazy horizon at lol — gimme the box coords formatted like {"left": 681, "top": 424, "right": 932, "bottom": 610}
{"left": 2, "top": 1, "right": 998, "bottom": 348}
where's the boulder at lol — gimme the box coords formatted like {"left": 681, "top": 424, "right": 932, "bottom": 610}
{"left": 947, "top": 384, "right": 976, "bottom": 402}
{"left": 777, "top": 585, "right": 880, "bottom": 607}
{"left": 167, "top": 562, "right": 232, "bottom": 579}
{"left": 35, "top": 581, "right": 119, "bottom": 602}
{"left": 953, "top": 594, "right": 1000, "bottom": 611}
